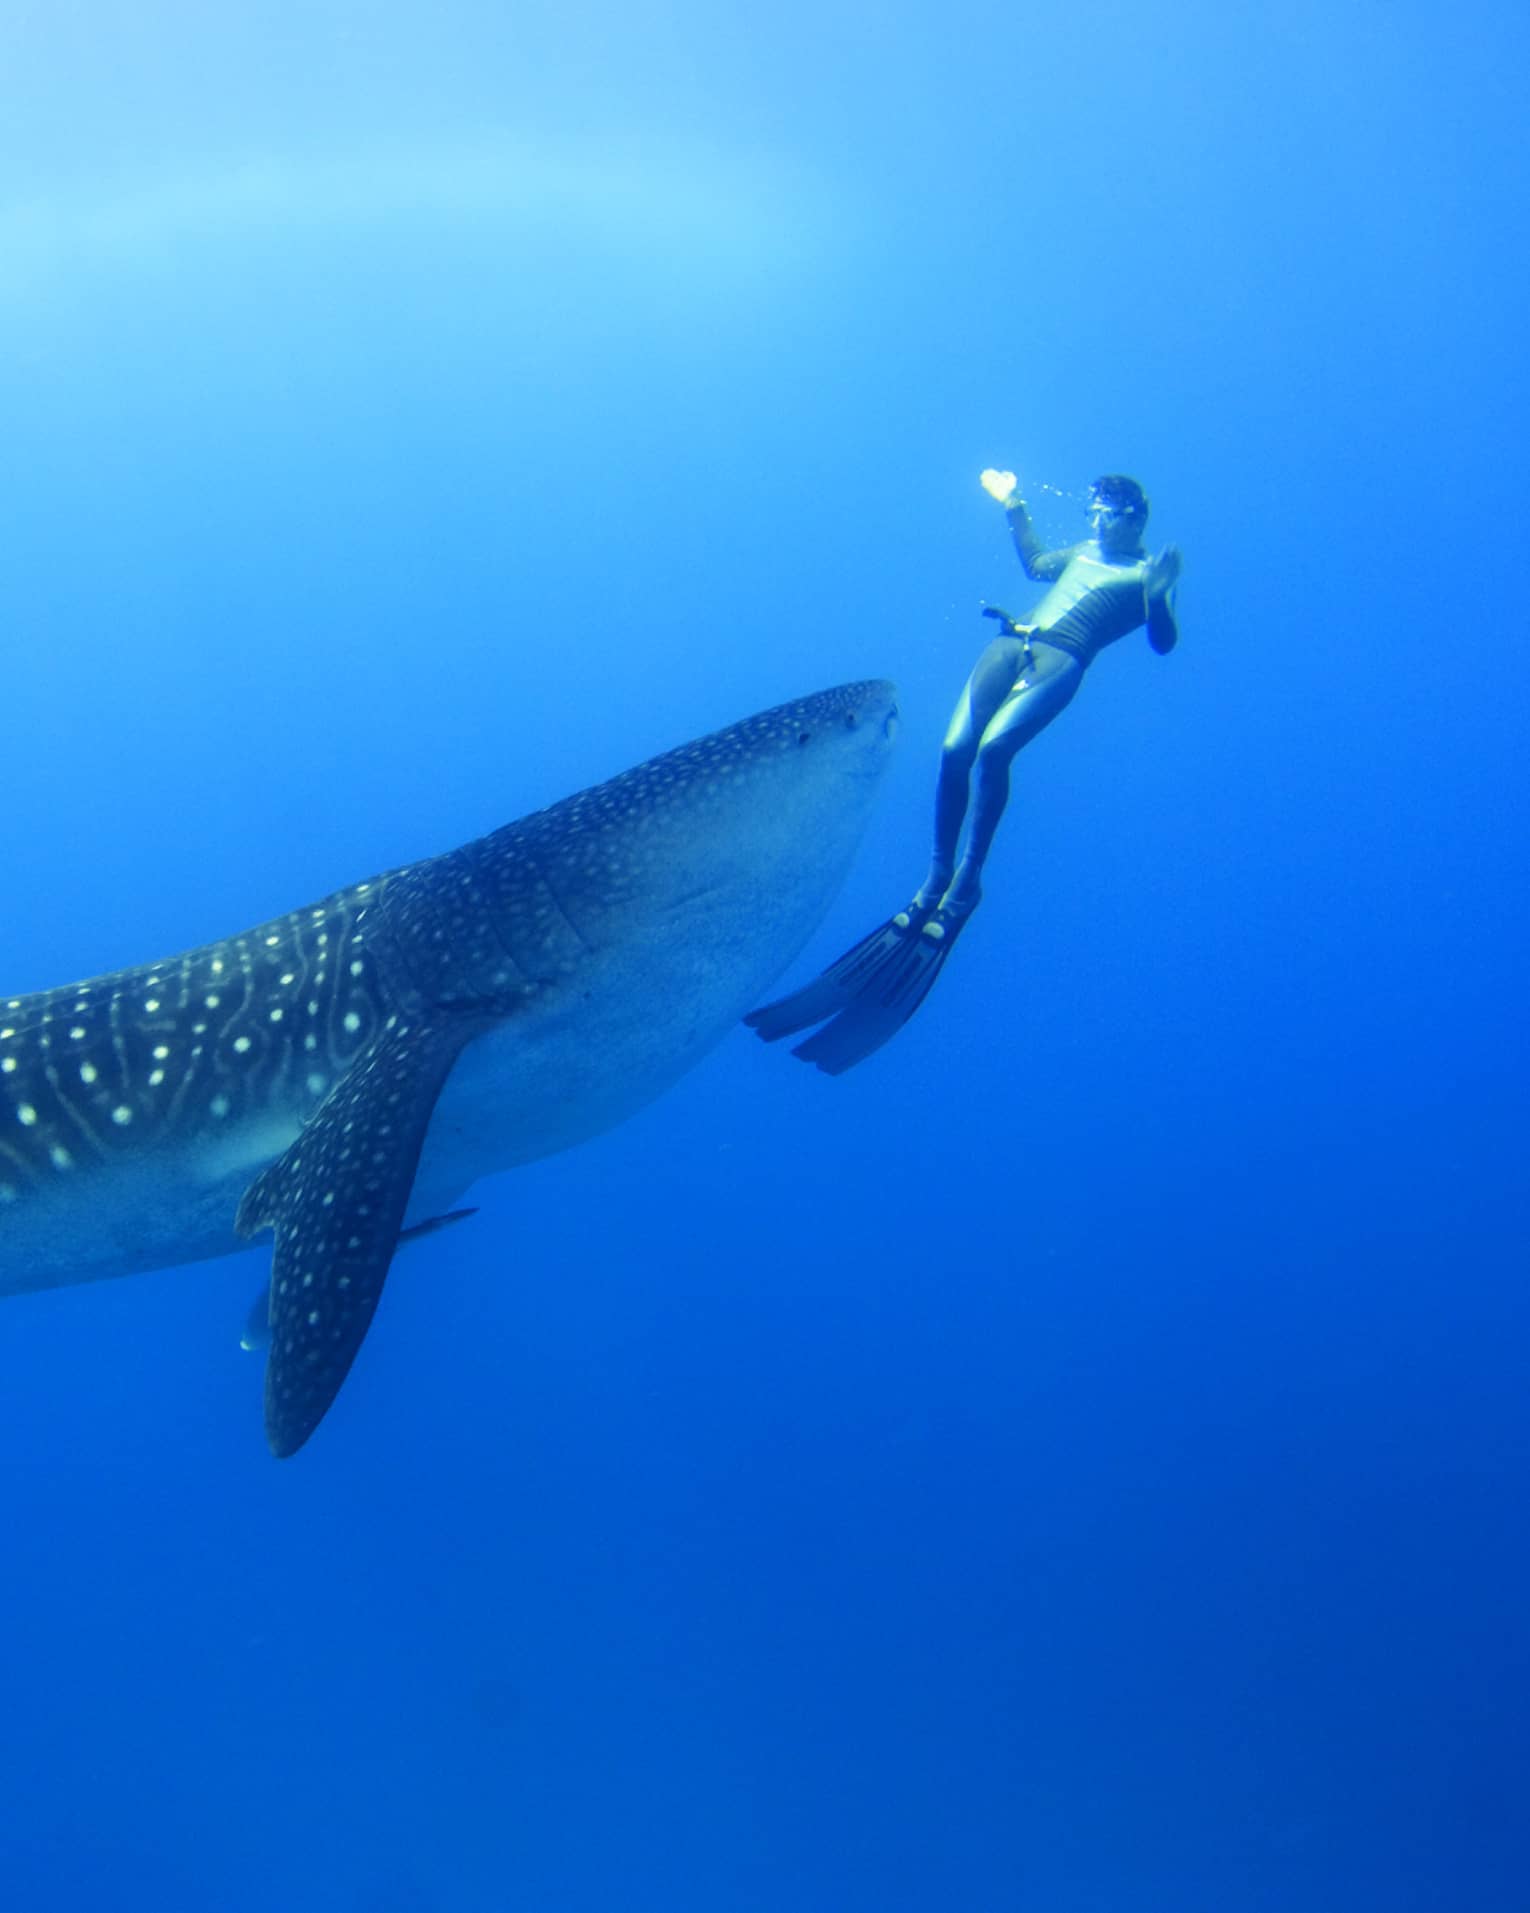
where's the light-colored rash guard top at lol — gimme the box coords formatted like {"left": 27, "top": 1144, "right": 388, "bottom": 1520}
{"left": 1006, "top": 501, "right": 1177, "bottom": 665}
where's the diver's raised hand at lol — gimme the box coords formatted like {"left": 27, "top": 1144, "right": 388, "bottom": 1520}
{"left": 1146, "top": 544, "right": 1183, "bottom": 599}
{"left": 979, "top": 468, "right": 1020, "bottom": 506}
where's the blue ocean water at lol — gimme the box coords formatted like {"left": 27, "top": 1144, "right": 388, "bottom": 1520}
{"left": 2, "top": 4, "right": 1526, "bottom": 1907}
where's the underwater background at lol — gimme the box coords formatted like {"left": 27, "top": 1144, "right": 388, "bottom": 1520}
{"left": 2, "top": 4, "right": 1526, "bottom": 1908}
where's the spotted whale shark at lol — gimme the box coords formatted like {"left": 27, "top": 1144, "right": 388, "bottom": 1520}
{"left": 0, "top": 682, "right": 898, "bottom": 1455}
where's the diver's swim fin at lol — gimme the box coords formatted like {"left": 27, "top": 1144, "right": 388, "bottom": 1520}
{"left": 746, "top": 904, "right": 973, "bottom": 1074}
{"left": 788, "top": 907, "right": 971, "bottom": 1075}
{"left": 743, "top": 908, "right": 930, "bottom": 1043}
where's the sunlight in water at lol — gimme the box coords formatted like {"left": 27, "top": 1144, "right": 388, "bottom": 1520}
{"left": 0, "top": 132, "right": 825, "bottom": 300}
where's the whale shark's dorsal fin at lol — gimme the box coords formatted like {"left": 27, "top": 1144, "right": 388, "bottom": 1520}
{"left": 236, "top": 1012, "right": 491, "bottom": 1456}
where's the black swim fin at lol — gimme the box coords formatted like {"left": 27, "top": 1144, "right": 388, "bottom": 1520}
{"left": 745, "top": 904, "right": 973, "bottom": 1074}
{"left": 743, "top": 908, "right": 930, "bottom": 1043}
{"left": 789, "top": 908, "right": 971, "bottom": 1075}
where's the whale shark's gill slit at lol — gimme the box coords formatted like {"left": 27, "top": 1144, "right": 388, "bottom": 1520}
{"left": 161, "top": 1020, "right": 209, "bottom": 1131}
{"left": 0, "top": 1137, "right": 35, "bottom": 1194}
{"left": 39, "top": 1062, "right": 111, "bottom": 1163}
{"left": 527, "top": 852, "right": 595, "bottom": 960}
{"left": 399, "top": 872, "right": 470, "bottom": 1007}
{"left": 663, "top": 879, "right": 726, "bottom": 914}
{"left": 459, "top": 840, "right": 534, "bottom": 989}
{"left": 106, "top": 982, "right": 136, "bottom": 1118}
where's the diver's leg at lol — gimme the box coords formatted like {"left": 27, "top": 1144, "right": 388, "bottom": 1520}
{"left": 747, "top": 638, "right": 1030, "bottom": 1043}
{"left": 750, "top": 640, "right": 1073, "bottom": 1071}
{"left": 910, "top": 638, "right": 1028, "bottom": 916}
{"left": 832, "top": 652, "right": 1090, "bottom": 1062}
{"left": 940, "top": 650, "right": 1083, "bottom": 916}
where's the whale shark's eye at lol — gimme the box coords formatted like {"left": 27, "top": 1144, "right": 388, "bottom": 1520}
{"left": 797, "top": 730, "right": 811, "bottom": 745}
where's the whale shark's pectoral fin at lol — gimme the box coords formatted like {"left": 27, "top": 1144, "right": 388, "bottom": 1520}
{"left": 237, "top": 1206, "right": 481, "bottom": 1355}
{"left": 235, "top": 1014, "right": 491, "bottom": 1458}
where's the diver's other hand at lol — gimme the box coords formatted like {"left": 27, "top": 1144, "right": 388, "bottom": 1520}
{"left": 980, "top": 602, "right": 1024, "bottom": 637}
{"left": 980, "top": 467, "right": 1020, "bottom": 505}
{"left": 1146, "top": 544, "right": 1183, "bottom": 599}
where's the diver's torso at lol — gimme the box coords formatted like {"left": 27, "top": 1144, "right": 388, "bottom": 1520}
{"left": 1031, "top": 550, "right": 1151, "bottom": 666}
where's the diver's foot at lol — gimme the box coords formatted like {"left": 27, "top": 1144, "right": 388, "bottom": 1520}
{"left": 890, "top": 896, "right": 935, "bottom": 935}
{"left": 934, "top": 878, "right": 982, "bottom": 925}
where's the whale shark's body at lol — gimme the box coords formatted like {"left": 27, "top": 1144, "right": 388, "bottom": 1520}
{"left": 0, "top": 682, "right": 898, "bottom": 1453}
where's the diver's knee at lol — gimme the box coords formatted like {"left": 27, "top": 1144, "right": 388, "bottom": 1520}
{"left": 973, "top": 739, "right": 1016, "bottom": 789}
{"left": 938, "top": 734, "right": 978, "bottom": 777}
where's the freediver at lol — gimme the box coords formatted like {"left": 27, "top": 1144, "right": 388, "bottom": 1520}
{"left": 746, "top": 468, "right": 1182, "bottom": 1074}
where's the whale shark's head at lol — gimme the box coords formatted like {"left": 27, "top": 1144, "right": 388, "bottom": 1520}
{"left": 517, "top": 679, "right": 899, "bottom": 969}
{"left": 637, "top": 676, "right": 899, "bottom": 875}
{"left": 394, "top": 679, "right": 902, "bottom": 1034}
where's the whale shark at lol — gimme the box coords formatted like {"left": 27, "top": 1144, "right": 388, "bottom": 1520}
{"left": 0, "top": 681, "right": 898, "bottom": 1454}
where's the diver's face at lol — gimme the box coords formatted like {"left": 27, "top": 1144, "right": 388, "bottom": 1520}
{"left": 1088, "top": 495, "right": 1143, "bottom": 551}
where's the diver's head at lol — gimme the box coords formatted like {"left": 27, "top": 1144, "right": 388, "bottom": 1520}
{"left": 1087, "top": 474, "right": 1149, "bottom": 551}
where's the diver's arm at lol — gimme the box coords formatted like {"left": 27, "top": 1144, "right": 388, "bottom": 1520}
{"left": 1145, "top": 544, "right": 1182, "bottom": 654}
{"left": 1146, "top": 591, "right": 1179, "bottom": 655}
{"left": 1004, "top": 495, "right": 1075, "bottom": 582}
